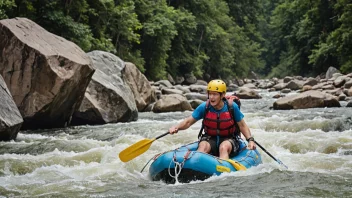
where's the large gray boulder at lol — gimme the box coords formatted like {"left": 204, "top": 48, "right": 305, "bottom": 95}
{"left": 227, "top": 83, "right": 240, "bottom": 92}
{"left": 0, "top": 18, "right": 94, "bottom": 129}
{"left": 283, "top": 76, "right": 294, "bottom": 83}
{"left": 156, "top": 80, "right": 173, "bottom": 88}
{"left": 71, "top": 51, "right": 138, "bottom": 125}
{"left": 189, "top": 85, "right": 207, "bottom": 93}
{"left": 333, "top": 76, "right": 348, "bottom": 87}
{"left": 153, "top": 94, "right": 193, "bottom": 113}
{"left": 285, "top": 80, "right": 304, "bottom": 90}
{"left": 257, "top": 80, "right": 276, "bottom": 89}
{"left": 174, "top": 85, "right": 191, "bottom": 94}
{"left": 273, "top": 83, "right": 287, "bottom": 90}
{"left": 273, "top": 90, "right": 340, "bottom": 110}
{"left": 189, "top": 99, "right": 203, "bottom": 109}
{"left": 242, "top": 83, "right": 257, "bottom": 89}
{"left": 0, "top": 75, "right": 23, "bottom": 141}
{"left": 326, "top": 67, "right": 340, "bottom": 79}
{"left": 184, "top": 93, "right": 208, "bottom": 101}
{"left": 123, "top": 62, "right": 156, "bottom": 111}
{"left": 303, "top": 77, "right": 318, "bottom": 86}
{"left": 347, "top": 101, "right": 352, "bottom": 107}
{"left": 162, "top": 88, "right": 183, "bottom": 95}
{"left": 175, "top": 76, "right": 184, "bottom": 84}
{"left": 348, "top": 87, "right": 352, "bottom": 96}
{"left": 183, "top": 73, "right": 197, "bottom": 85}
{"left": 167, "top": 73, "right": 175, "bottom": 85}
{"left": 236, "top": 87, "right": 262, "bottom": 99}
{"left": 344, "top": 79, "right": 352, "bottom": 89}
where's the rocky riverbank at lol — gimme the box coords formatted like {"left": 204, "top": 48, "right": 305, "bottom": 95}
{"left": 1, "top": 18, "right": 351, "bottom": 141}
{"left": 149, "top": 68, "right": 352, "bottom": 112}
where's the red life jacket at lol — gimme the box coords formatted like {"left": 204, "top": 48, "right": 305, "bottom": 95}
{"left": 200, "top": 95, "right": 241, "bottom": 138}
{"left": 203, "top": 110, "right": 236, "bottom": 136}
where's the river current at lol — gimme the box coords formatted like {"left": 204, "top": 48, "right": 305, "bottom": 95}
{"left": 0, "top": 90, "right": 351, "bottom": 198}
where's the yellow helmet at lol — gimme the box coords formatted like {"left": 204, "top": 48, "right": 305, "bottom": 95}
{"left": 207, "top": 79, "right": 226, "bottom": 93}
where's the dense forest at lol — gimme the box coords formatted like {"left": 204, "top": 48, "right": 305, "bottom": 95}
{"left": 1, "top": 0, "right": 351, "bottom": 81}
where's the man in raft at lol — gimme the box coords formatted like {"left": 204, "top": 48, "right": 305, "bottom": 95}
{"left": 169, "top": 79, "right": 256, "bottom": 159}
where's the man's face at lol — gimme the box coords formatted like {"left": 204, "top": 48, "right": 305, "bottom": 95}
{"left": 208, "top": 91, "right": 222, "bottom": 106}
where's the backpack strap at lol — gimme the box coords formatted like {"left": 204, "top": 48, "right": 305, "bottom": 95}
{"left": 225, "top": 94, "right": 241, "bottom": 110}
{"left": 224, "top": 97, "right": 241, "bottom": 137}
{"left": 198, "top": 99, "right": 210, "bottom": 140}
{"left": 198, "top": 95, "right": 241, "bottom": 139}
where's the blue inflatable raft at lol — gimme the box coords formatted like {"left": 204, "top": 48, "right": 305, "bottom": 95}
{"left": 149, "top": 139, "right": 262, "bottom": 183}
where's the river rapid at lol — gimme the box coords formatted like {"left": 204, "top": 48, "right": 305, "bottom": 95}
{"left": 0, "top": 90, "right": 351, "bottom": 198}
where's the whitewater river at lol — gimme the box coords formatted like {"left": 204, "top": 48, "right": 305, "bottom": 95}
{"left": 0, "top": 90, "right": 351, "bottom": 198}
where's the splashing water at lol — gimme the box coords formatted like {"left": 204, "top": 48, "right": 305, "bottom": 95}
{"left": 0, "top": 90, "right": 351, "bottom": 197}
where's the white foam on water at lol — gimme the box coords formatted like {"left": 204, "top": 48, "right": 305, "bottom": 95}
{"left": 1, "top": 98, "right": 351, "bottom": 196}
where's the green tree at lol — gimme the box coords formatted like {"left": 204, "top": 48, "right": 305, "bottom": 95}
{"left": 165, "top": 7, "right": 199, "bottom": 77}
{"left": 0, "top": 0, "right": 15, "bottom": 19}
{"left": 268, "top": 0, "right": 340, "bottom": 77}
{"left": 259, "top": 0, "right": 283, "bottom": 75}
{"left": 6, "top": 0, "right": 94, "bottom": 51}
{"left": 310, "top": 0, "right": 352, "bottom": 73}
{"left": 187, "top": 0, "right": 235, "bottom": 78}
{"left": 169, "top": 0, "right": 264, "bottom": 79}
{"left": 134, "top": 0, "right": 179, "bottom": 80}
{"left": 4, "top": 0, "right": 143, "bottom": 71}
{"left": 226, "top": 0, "right": 265, "bottom": 77}
{"left": 86, "top": 0, "right": 144, "bottom": 71}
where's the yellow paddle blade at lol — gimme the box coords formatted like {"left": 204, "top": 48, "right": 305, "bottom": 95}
{"left": 119, "top": 138, "right": 155, "bottom": 162}
{"left": 226, "top": 159, "right": 247, "bottom": 171}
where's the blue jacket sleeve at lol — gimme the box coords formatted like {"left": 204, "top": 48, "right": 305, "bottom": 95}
{"left": 232, "top": 102, "right": 244, "bottom": 122}
{"left": 192, "top": 102, "right": 206, "bottom": 121}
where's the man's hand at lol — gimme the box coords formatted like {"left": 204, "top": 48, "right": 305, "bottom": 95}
{"left": 168, "top": 116, "right": 197, "bottom": 135}
{"left": 247, "top": 141, "right": 256, "bottom": 150}
{"left": 169, "top": 126, "right": 179, "bottom": 134}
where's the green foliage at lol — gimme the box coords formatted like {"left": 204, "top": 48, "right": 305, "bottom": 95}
{"left": 44, "top": 10, "right": 94, "bottom": 51}
{"left": 185, "top": 0, "right": 237, "bottom": 78}
{"left": 166, "top": 8, "right": 198, "bottom": 77}
{"left": 268, "top": 0, "right": 306, "bottom": 77}
{"left": 5, "top": 0, "right": 95, "bottom": 51}
{"left": 0, "top": 0, "right": 15, "bottom": 19}
{"left": 134, "top": 0, "right": 180, "bottom": 80}
{"left": 2, "top": 0, "right": 352, "bottom": 80}
{"left": 226, "top": 0, "right": 264, "bottom": 43}
{"left": 310, "top": 0, "right": 352, "bottom": 73}
{"left": 86, "top": 0, "right": 144, "bottom": 71}
{"left": 170, "top": 0, "right": 264, "bottom": 80}
{"left": 268, "top": 0, "right": 352, "bottom": 77}
{"left": 257, "top": 0, "right": 283, "bottom": 75}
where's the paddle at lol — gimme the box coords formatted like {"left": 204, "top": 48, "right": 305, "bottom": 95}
{"left": 119, "top": 132, "right": 170, "bottom": 162}
{"left": 226, "top": 159, "right": 247, "bottom": 171}
{"left": 254, "top": 140, "right": 288, "bottom": 169}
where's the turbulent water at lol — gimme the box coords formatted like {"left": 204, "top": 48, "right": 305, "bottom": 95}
{"left": 0, "top": 90, "right": 351, "bottom": 198}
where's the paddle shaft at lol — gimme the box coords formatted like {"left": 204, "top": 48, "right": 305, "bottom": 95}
{"left": 119, "top": 132, "right": 170, "bottom": 162}
{"left": 254, "top": 140, "right": 288, "bottom": 169}
{"left": 155, "top": 131, "right": 170, "bottom": 140}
